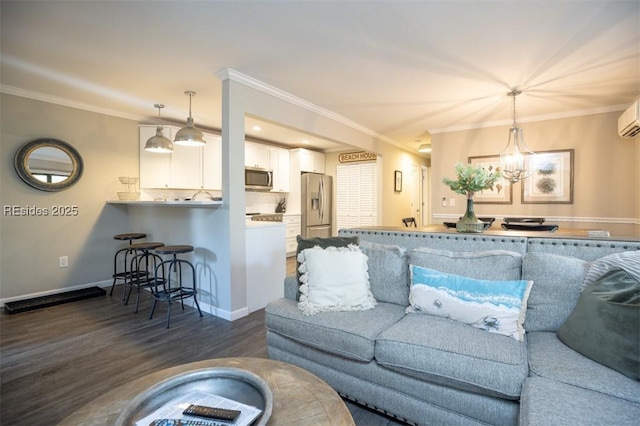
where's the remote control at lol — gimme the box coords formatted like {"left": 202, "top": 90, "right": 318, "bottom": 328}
{"left": 183, "top": 404, "right": 241, "bottom": 422}
{"left": 150, "top": 420, "right": 223, "bottom": 426}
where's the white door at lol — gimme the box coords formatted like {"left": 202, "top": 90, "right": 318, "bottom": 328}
{"left": 421, "top": 166, "right": 430, "bottom": 225}
{"left": 410, "top": 164, "right": 421, "bottom": 225}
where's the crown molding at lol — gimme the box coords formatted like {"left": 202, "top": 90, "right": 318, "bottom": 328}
{"left": 1, "top": 84, "right": 146, "bottom": 122}
{"left": 429, "top": 104, "right": 629, "bottom": 134}
{"left": 216, "top": 68, "right": 401, "bottom": 149}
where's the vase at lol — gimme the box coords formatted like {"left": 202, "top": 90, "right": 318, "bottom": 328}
{"left": 456, "top": 198, "right": 485, "bottom": 233}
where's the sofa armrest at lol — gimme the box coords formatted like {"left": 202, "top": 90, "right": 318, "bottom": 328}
{"left": 284, "top": 275, "right": 299, "bottom": 301}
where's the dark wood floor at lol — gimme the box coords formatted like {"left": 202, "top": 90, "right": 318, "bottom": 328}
{"left": 0, "top": 285, "right": 404, "bottom": 425}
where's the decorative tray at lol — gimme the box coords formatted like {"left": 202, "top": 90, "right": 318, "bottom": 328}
{"left": 118, "top": 367, "right": 273, "bottom": 426}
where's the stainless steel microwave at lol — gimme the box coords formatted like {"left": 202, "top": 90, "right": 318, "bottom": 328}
{"left": 245, "top": 167, "right": 273, "bottom": 191}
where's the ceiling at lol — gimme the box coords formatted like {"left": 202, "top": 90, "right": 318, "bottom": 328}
{"left": 1, "top": 1, "right": 638, "bottom": 155}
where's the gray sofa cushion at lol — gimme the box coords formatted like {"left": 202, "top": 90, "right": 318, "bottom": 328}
{"left": 519, "top": 376, "right": 640, "bottom": 426}
{"left": 359, "top": 240, "right": 409, "bottom": 305}
{"left": 527, "top": 332, "right": 640, "bottom": 404}
{"left": 265, "top": 298, "right": 405, "bottom": 362}
{"left": 408, "top": 247, "right": 523, "bottom": 280}
{"left": 283, "top": 275, "right": 298, "bottom": 301}
{"left": 375, "top": 313, "right": 528, "bottom": 399}
{"left": 268, "top": 332, "right": 520, "bottom": 426}
{"left": 522, "top": 252, "right": 590, "bottom": 332}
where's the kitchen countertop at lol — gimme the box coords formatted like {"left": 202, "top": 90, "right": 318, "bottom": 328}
{"left": 107, "top": 199, "right": 222, "bottom": 207}
{"left": 246, "top": 220, "right": 286, "bottom": 229}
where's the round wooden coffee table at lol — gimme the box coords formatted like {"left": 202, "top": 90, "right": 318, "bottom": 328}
{"left": 61, "top": 357, "right": 354, "bottom": 425}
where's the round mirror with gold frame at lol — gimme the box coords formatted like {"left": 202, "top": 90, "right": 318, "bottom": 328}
{"left": 14, "top": 138, "right": 84, "bottom": 192}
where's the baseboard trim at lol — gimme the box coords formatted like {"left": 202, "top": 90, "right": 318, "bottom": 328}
{"left": 4, "top": 286, "right": 106, "bottom": 314}
{"left": 1, "top": 279, "right": 111, "bottom": 306}
{"left": 1, "top": 280, "right": 251, "bottom": 322}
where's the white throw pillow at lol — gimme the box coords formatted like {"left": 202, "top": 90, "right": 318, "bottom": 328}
{"left": 407, "top": 264, "right": 533, "bottom": 341}
{"left": 298, "top": 245, "right": 377, "bottom": 316}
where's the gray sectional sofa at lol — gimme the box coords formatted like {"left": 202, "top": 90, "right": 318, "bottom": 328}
{"left": 265, "top": 228, "right": 640, "bottom": 425}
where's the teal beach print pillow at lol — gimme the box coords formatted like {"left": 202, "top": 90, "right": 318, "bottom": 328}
{"left": 407, "top": 264, "right": 533, "bottom": 341}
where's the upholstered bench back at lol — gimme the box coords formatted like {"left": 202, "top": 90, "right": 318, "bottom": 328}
{"left": 526, "top": 238, "right": 640, "bottom": 261}
{"left": 339, "top": 229, "right": 528, "bottom": 254}
{"left": 339, "top": 229, "right": 640, "bottom": 262}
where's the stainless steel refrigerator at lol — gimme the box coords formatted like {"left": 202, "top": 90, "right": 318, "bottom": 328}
{"left": 301, "top": 173, "right": 332, "bottom": 238}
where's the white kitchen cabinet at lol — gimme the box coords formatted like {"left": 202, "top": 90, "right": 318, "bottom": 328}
{"left": 139, "top": 125, "right": 222, "bottom": 190}
{"left": 283, "top": 214, "right": 301, "bottom": 256}
{"left": 139, "top": 125, "right": 172, "bottom": 188}
{"left": 245, "top": 142, "right": 270, "bottom": 169}
{"left": 270, "top": 147, "right": 290, "bottom": 192}
{"left": 202, "top": 133, "right": 221, "bottom": 190}
{"left": 298, "top": 148, "right": 325, "bottom": 174}
{"left": 170, "top": 140, "right": 202, "bottom": 189}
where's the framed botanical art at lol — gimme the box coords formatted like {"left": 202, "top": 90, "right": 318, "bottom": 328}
{"left": 522, "top": 149, "right": 574, "bottom": 204}
{"left": 467, "top": 155, "right": 512, "bottom": 204}
{"left": 394, "top": 170, "right": 402, "bottom": 192}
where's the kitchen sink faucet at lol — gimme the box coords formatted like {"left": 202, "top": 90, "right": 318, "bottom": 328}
{"left": 190, "top": 190, "right": 215, "bottom": 200}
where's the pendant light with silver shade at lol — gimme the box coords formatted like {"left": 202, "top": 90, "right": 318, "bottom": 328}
{"left": 145, "top": 104, "right": 173, "bottom": 153}
{"left": 174, "top": 90, "right": 206, "bottom": 146}
{"left": 499, "top": 89, "right": 536, "bottom": 183}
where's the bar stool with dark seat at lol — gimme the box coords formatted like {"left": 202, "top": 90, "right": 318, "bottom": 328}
{"left": 149, "top": 245, "right": 203, "bottom": 328}
{"left": 402, "top": 217, "right": 417, "bottom": 227}
{"left": 110, "top": 233, "right": 147, "bottom": 298}
{"left": 125, "top": 242, "right": 165, "bottom": 312}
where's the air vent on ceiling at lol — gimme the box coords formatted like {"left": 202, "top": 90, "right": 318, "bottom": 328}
{"left": 618, "top": 100, "right": 640, "bottom": 138}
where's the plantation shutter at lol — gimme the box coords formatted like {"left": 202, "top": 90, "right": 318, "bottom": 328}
{"left": 336, "top": 162, "right": 377, "bottom": 230}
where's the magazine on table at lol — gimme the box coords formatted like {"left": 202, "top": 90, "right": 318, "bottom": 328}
{"left": 135, "top": 390, "right": 262, "bottom": 426}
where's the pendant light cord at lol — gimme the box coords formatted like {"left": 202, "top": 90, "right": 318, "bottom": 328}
{"left": 509, "top": 89, "right": 521, "bottom": 127}
{"left": 155, "top": 103, "right": 164, "bottom": 127}
{"left": 512, "top": 93, "right": 517, "bottom": 127}
{"left": 185, "top": 90, "right": 196, "bottom": 120}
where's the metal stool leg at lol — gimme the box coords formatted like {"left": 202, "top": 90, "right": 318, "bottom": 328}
{"left": 111, "top": 233, "right": 147, "bottom": 297}
{"left": 110, "top": 246, "right": 128, "bottom": 296}
{"left": 112, "top": 246, "right": 136, "bottom": 300}
{"left": 149, "top": 245, "right": 202, "bottom": 328}
{"left": 149, "top": 259, "right": 166, "bottom": 321}
{"left": 126, "top": 250, "right": 163, "bottom": 313}
{"left": 187, "top": 260, "right": 203, "bottom": 318}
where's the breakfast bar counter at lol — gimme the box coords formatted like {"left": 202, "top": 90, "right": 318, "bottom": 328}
{"left": 107, "top": 199, "right": 223, "bottom": 207}
{"left": 106, "top": 201, "right": 286, "bottom": 321}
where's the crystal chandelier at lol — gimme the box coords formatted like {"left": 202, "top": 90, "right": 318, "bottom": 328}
{"left": 499, "top": 89, "right": 536, "bottom": 183}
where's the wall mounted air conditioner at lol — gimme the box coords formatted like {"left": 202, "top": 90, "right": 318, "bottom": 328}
{"left": 618, "top": 100, "right": 640, "bottom": 138}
